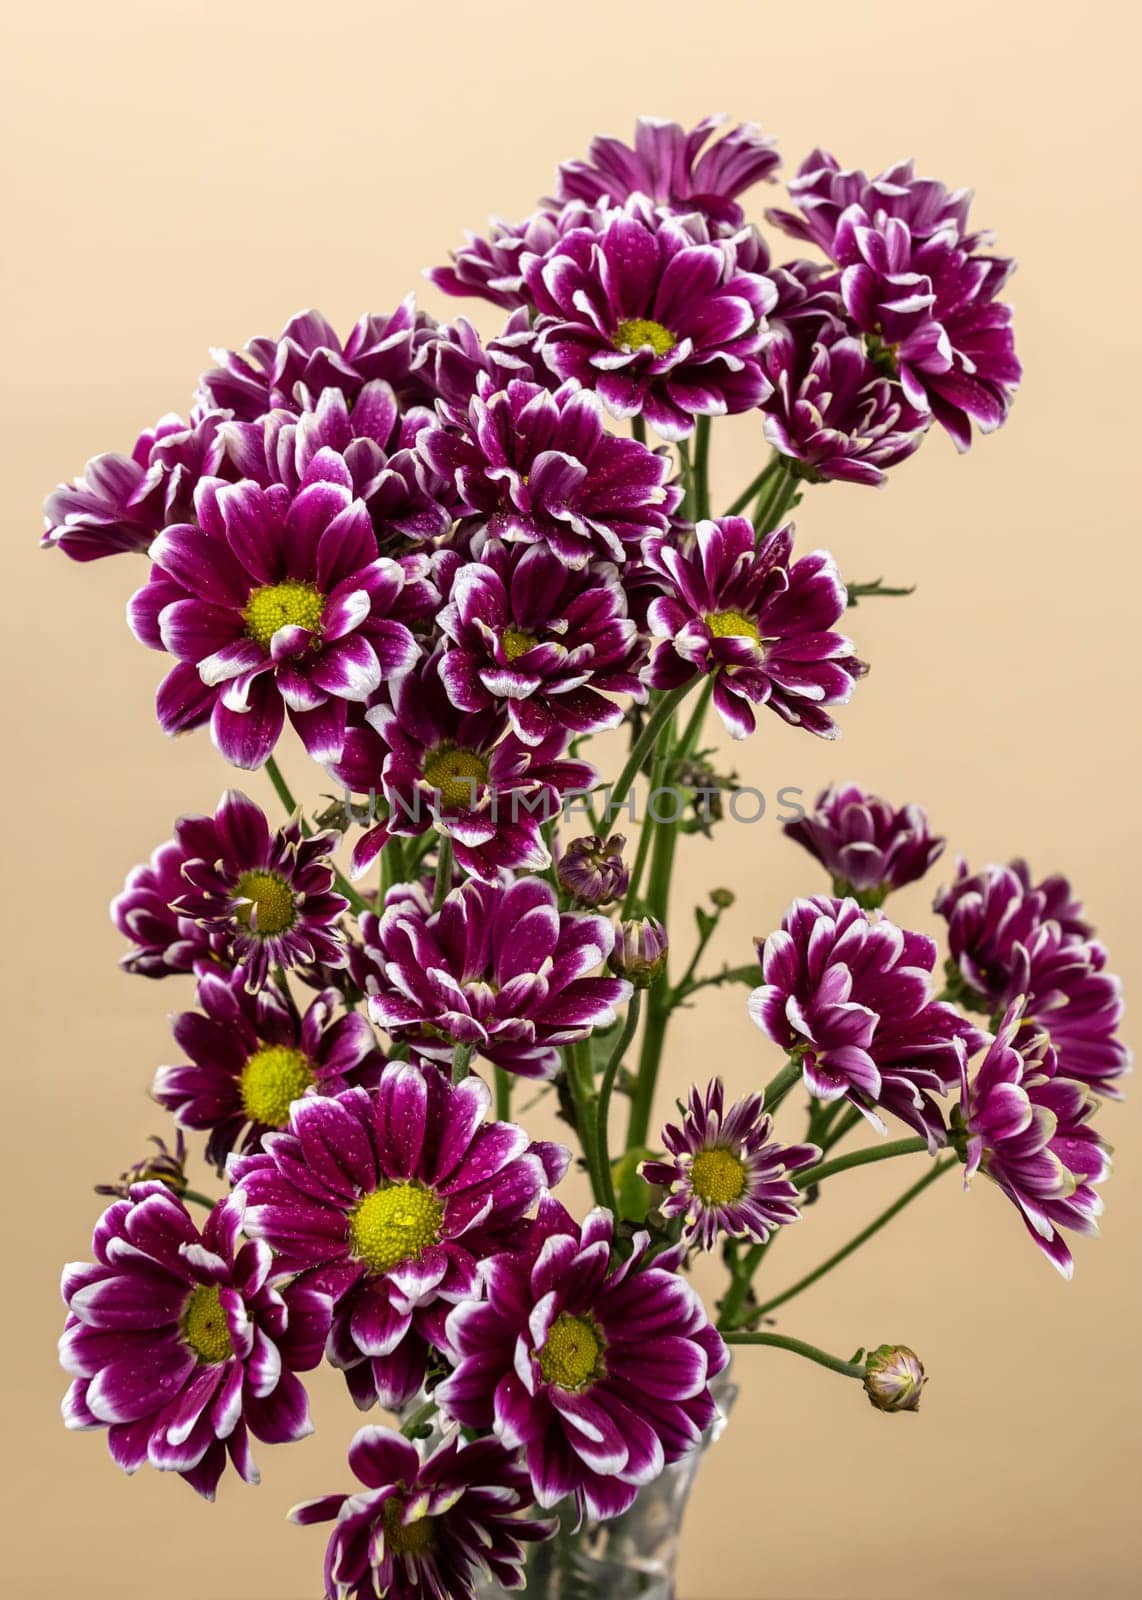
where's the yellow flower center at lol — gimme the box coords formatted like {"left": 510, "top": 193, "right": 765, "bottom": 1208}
{"left": 704, "top": 609, "right": 760, "bottom": 643}
{"left": 422, "top": 744, "right": 490, "bottom": 809}
{"left": 234, "top": 870, "right": 297, "bottom": 936}
{"left": 242, "top": 580, "right": 325, "bottom": 649}
{"left": 502, "top": 626, "right": 539, "bottom": 661}
{"left": 239, "top": 1045, "right": 314, "bottom": 1127}
{"left": 691, "top": 1145, "right": 748, "bottom": 1205}
{"left": 182, "top": 1284, "right": 233, "bottom": 1364}
{"left": 614, "top": 318, "right": 677, "bottom": 357}
{"left": 538, "top": 1312, "right": 605, "bottom": 1391}
{"left": 348, "top": 1183, "right": 444, "bottom": 1275}
{"left": 383, "top": 1498, "right": 435, "bottom": 1557}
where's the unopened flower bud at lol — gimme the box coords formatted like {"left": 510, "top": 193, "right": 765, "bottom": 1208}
{"left": 863, "top": 1344, "right": 926, "bottom": 1412}
{"left": 557, "top": 834, "right": 630, "bottom": 908}
{"left": 95, "top": 1132, "right": 189, "bottom": 1200}
{"left": 710, "top": 888, "right": 735, "bottom": 910}
{"left": 610, "top": 917, "right": 669, "bottom": 988}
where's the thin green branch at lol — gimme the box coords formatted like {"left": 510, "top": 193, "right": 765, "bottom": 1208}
{"left": 692, "top": 416, "right": 711, "bottom": 521}
{"left": 756, "top": 1158, "right": 955, "bottom": 1317}
{"left": 596, "top": 991, "right": 642, "bottom": 1215}
{"left": 795, "top": 1136, "right": 930, "bottom": 1189}
{"left": 723, "top": 454, "right": 781, "bottom": 519}
{"left": 722, "top": 1330, "right": 865, "bottom": 1381}
{"left": 433, "top": 836, "right": 454, "bottom": 911}
{"left": 608, "top": 685, "right": 693, "bottom": 814}
{"left": 264, "top": 755, "right": 370, "bottom": 913}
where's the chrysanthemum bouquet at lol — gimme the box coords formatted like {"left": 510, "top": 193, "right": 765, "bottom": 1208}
{"left": 48, "top": 114, "right": 1128, "bottom": 1600}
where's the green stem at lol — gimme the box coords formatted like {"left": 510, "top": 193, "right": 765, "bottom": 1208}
{"left": 670, "top": 911, "right": 722, "bottom": 1006}
{"left": 761, "top": 1058, "right": 803, "bottom": 1114}
{"left": 723, "top": 454, "right": 780, "bottom": 519}
{"left": 675, "top": 678, "right": 714, "bottom": 759}
{"left": 692, "top": 416, "right": 711, "bottom": 521}
{"left": 400, "top": 1398, "right": 438, "bottom": 1438}
{"left": 450, "top": 1042, "right": 473, "bottom": 1084}
{"left": 722, "top": 1331, "right": 865, "bottom": 1381}
{"left": 264, "top": 755, "right": 370, "bottom": 914}
{"left": 180, "top": 1188, "right": 217, "bottom": 1210}
{"left": 564, "top": 1041, "right": 605, "bottom": 1204}
{"left": 796, "top": 1136, "right": 930, "bottom": 1189}
{"left": 433, "top": 836, "right": 454, "bottom": 911}
{"left": 631, "top": 416, "right": 647, "bottom": 446}
{"left": 626, "top": 809, "right": 678, "bottom": 1148}
{"left": 608, "top": 685, "right": 693, "bottom": 815}
{"left": 757, "top": 1158, "right": 955, "bottom": 1317}
{"left": 596, "top": 991, "right": 642, "bottom": 1214}
{"left": 620, "top": 809, "right": 656, "bottom": 917}
{"left": 820, "top": 1104, "right": 864, "bottom": 1153}
{"left": 494, "top": 1067, "right": 513, "bottom": 1123}
{"left": 753, "top": 458, "right": 801, "bottom": 535}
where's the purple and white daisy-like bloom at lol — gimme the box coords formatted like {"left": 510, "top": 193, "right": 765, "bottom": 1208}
{"left": 128, "top": 462, "right": 420, "bottom": 770}
{"left": 749, "top": 895, "right": 985, "bottom": 1146}
{"left": 356, "top": 877, "right": 630, "bottom": 1080}
{"left": 523, "top": 202, "right": 776, "bottom": 441}
{"left": 555, "top": 114, "right": 781, "bottom": 230}
{"left": 784, "top": 782, "right": 945, "bottom": 907}
{"left": 221, "top": 382, "right": 454, "bottom": 550}
{"left": 154, "top": 970, "right": 384, "bottom": 1172}
{"left": 231, "top": 1064, "right": 568, "bottom": 1409}
{"left": 429, "top": 202, "right": 606, "bottom": 313}
{"left": 644, "top": 516, "right": 864, "bottom": 740}
{"left": 168, "top": 790, "right": 349, "bottom": 992}
{"left": 60, "top": 1187, "right": 331, "bottom": 1499}
{"left": 759, "top": 264, "right": 929, "bottom": 486}
{"left": 338, "top": 656, "right": 595, "bottom": 883}
{"left": 111, "top": 833, "right": 227, "bottom": 979}
{"left": 436, "top": 540, "right": 648, "bottom": 746}
{"left": 767, "top": 151, "right": 986, "bottom": 257}
{"left": 42, "top": 410, "right": 230, "bottom": 563}
{"left": 640, "top": 1080, "right": 820, "bottom": 1252}
{"left": 419, "top": 370, "right": 678, "bottom": 569}
{"left": 291, "top": 1427, "right": 552, "bottom": 1600}
{"left": 197, "top": 300, "right": 439, "bottom": 420}
{"left": 955, "top": 1001, "right": 1112, "bottom": 1278}
{"left": 935, "top": 859, "right": 1130, "bottom": 1096}
{"left": 437, "top": 1198, "right": 728, "bottom": 1522}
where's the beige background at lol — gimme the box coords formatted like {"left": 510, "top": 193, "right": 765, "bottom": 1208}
{"left": 4, "top": 2, "right": 1141, "bottom": 1595}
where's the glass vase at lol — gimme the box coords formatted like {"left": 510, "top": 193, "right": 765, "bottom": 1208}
{"left": 475, "top": 1367, "right": 738, "bottom": 1600}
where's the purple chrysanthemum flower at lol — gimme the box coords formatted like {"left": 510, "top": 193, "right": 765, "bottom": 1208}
{"left": 128, "top": 462, "right": 420, "bottom": 770}
{"left": 783, "top": 782, "right": 945, "bottom": 907}
{"left": 429, "top": 202, "right": 606, "bottom": 312}
{"left": 556, "top": 833, "right": 629, "bottom": 909}
{"left": 154, "top": 970, "right": 384, "bottom": 1171}
{"left": 356, "top": 877, "right": 630, "bottom": 1080}
{"left": 197, "top": 301, "right": 439, "bottom": 420}
{"left": 767, "top": 151, "right": 984, "bottom": 256}
{"left": 955, "top": 1001, "right": 1112, "bottom": 1278}
{"left": 419, "top": 370, "right": 678, "bottom": 569}
{"left": 556, "top": 114, "right": 781, "bottom": 230}
{"left": 523, "top": 203, "right": 776, "bottom": 441}
{"left": 832, "top": 212, "right": 1021, "bottom": 452}
{"left": 436, "top": 540, "right": 648, "bottom": 746}
{"left": 935, "top": 860, "right": 1130, "bottom": 1096}
{"left": 339, "top": 656, "right": 595, "bottom": 883}
{"left": 291, "top": 1427, "right": 552, "bottom": 1600}
{"left": 759, "top": 264, "right": 929, "bottom": 486}
{"left": 640, "top": 1080, "right": 820, "bottom": 1251}
{"left": 42, "top": 410, "right": 230, "bottom": 562}
{"left": 168, "top": 790, "right": 349, "bottom": 991}
{"left": 748, "top": 895, "right": 985, "bottom": 1146}
{"left": 231, "top": 1063, "right": 568, "bottom": 1408}
{"left": 111, "top": 833, "right": 227, "bottom": 978}
{"left": 644, "top": 516, "right": 864, "bottom": 740}
{"left": 437, "top": 1198, "right": 728, "bottom": 1522}
{"left": 222, "top": 382, "right": 455, "bottom": 549}
{"left": 60, "top": 1186, "right": 330, "bottom": 1498}
{"left": 769, "top": 153, "right": 1021, "bottom": 450}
